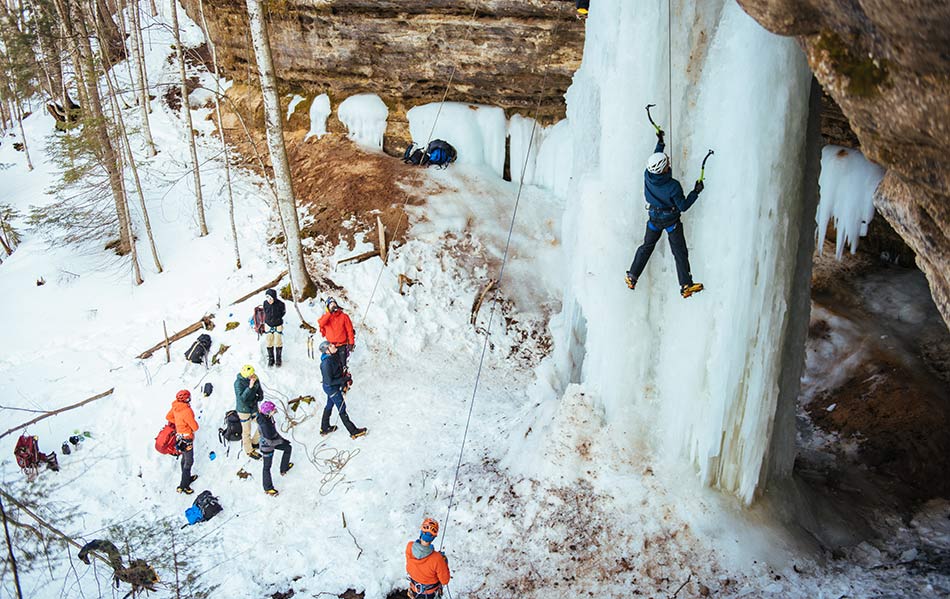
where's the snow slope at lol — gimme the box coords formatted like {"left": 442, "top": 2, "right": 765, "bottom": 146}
{"left": 0, "top": 1, "right": 946, "bottom": 599}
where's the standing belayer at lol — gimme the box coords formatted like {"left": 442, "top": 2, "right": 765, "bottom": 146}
{"left": 318, "top": 297, "right": 355, "bottom": 368}
{"left": 319, "top": 341, "right": 367, "bottom": 439}
{"left": 625, "top": 111, "right": 706, "bottom": 298}
{"left": 405, "top": 518, "right": 451, "bottom": 598}
{"left": 234, "top": 365, "right": 263, "bottom": 460}
{"left": 256, "top": 401, "right": 293, "bottom": 496}
{"left": 166, "top": 390, "right": 199, "bottom": 494}
{"left": 263, "top": 289, "right": 286, "bottom": 367}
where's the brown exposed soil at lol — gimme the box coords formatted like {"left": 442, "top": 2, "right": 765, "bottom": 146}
{"left": 229, "top": 129, "right": 427, "bottom": 249}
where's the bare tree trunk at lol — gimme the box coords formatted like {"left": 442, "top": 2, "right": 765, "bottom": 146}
{"left": 148, "top": 0, "right": 157, "bottom": 17}
{"left": 0, "top": 99, "right": 9, "bottom": 132}
{"left": 53, "top": 0, "right": 132, "bottom": 255}
{"left": 128, "top": 0, "right": 156, "bottom": 155}
{"left": 116, "top": 134, "right": 144, "bottom": 284}
{"left": 94, "top": 0, "right": 124, "bottom": 63}
{"left": 0, "top": 495, "right": 24, "bottom": 599}
{"left": 197, "top": 0, "right": 240, "bottom": 269}
{"left": 113, "top": 0, "right": 137, "bottom": 105}
{"left": 97, "top": 13, "right": 163, "bottom": 273}
{"left": 169, "top": 0, "right": 208, "bottom": 236}
{"left": 11, "top": 100, "right": 33, "bottom": 171}
{"left": 245, "top": 0, "right": 315, "bottom": 298}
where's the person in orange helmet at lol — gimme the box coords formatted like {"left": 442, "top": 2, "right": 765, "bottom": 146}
{"left": 318, "top": 297, "right": 355, "bottom": 367}
{"left": 166, "top": 389, "right": 199, "bottom": 495}
{"left": 405, "top": 517, "right": 450, "bottom": 598}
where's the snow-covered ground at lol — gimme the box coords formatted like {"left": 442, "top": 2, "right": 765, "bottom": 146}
{"left": 1, "top": 2, "right": 948, "bottom": 598}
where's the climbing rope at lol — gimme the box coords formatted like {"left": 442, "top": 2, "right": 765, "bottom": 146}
{"left": 438, "top": 9, "right": 565, "bottom": 553}
{"left": 357, "top": 6, "right": 480, "bottom": 329}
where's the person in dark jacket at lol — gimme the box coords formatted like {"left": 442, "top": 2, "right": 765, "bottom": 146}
{"left": 256, "top": 401, "right": 292, "bottom": 496}
{"left": 319, "top": 341, "right": 367, "bottom": 439}
{"left": 626, "top": 128, "right": 705, "bottom": 298}
{"left": 263, "top": 289, "right": 286, "bottom": 367}
{"left": 234, "top": 364, "right": 263, "bottom": 459}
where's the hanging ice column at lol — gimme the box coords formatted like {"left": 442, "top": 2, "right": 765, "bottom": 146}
{"left": 528, "top": 0, "right": 815, "bottom": 504}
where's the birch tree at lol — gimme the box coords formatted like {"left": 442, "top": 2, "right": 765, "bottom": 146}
{"left": 245, "top": 0, "right": 315, "bottom": 298}
{"left": 128, "top": 0, "right": 156, "bottom": 155}
{"left": 197, "top": 0, "right": 240, "bottom": 268}
{"left": 168, "top": 0, "right": 208, "bottom": 236}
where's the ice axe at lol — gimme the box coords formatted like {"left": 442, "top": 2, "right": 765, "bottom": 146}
{"left": 645, "top": 104, "right": 662, "bottom": 134}
{"left": 699, "top": 149, "right": 714, "bottom": 182}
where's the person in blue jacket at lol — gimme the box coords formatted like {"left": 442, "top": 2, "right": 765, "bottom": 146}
{"left": 319, "top": 341, "right": 367, "bottom": 439}
{"left": 626, "top": 128, "right": 705, "bottom": 298}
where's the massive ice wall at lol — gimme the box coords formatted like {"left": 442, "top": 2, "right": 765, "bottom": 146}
{"left": 523, "top": 0, "right": 814, "bottom": 504}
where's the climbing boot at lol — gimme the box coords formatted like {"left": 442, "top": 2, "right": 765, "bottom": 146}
{"left": 247, "top": 450, "right": 262, "bottom": 460}
{"left": 625, "top": 272, "right": 636, "bottom": 290}
{"left": 320, "top": 425, "right": 338, "bottom": 436}
{"left": 264, "top": 488, "right": 279, "bottom": 496}
{"left": 275, "top": 347, "right": 283, "bottom": 367}
{"left": 266, "top": 347, "right": 275, "bottom": 367}
{"left": 350, "top": 428, "right": 368, "bottom": 440}
{"left": 177, "top": 486, "right": 194, "bottom": 495}
{"left": 280, "top": 463, "right": 294, "bottom": 476}
{"left": 190, "top": 474, "right": 198, "bottom": 483}
{"left": 681, "top": 282, "right": 704, "bottom": 298}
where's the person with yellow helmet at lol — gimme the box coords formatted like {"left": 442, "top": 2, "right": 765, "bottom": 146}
{"left": 405, "top": 518, "right": 451, "bottom": 598}
{"left": 576, "top": 0, "right": 590, "bottom": 18}
{"left": 234, "top": 364, "right": 263, "bottom": 459}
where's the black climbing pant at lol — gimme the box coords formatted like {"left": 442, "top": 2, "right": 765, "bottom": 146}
{"left": 261, "top": 441, "right": 292, "bottom": 491}
{"left": 321, "top": 389, "right": 359, "bottom": 435}
{"left": 628, "top": 220, "right": 693, "bottom": 287}
{"left": 179, "top": 446, "right": 194, "bottom": 489}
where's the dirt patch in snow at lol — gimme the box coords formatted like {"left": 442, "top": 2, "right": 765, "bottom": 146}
{"left": 230, "top": 130, "right": 428, "bottom": 250}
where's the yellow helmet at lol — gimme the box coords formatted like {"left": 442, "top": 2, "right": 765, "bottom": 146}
{"left": 240, "top": 365, "right": 255, "bottom": 378}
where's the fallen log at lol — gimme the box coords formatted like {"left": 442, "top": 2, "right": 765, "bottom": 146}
{"left": 337, "top": 250, "right": 379, "bottom": 266}
{"left": 229, "top": 270, "right": 288, "bottom": 306}
{"left": 136, "top": 315, "right": 214, "bottom": 360}
{"left": 470, "top": 279, "right": 497, "bottom": 326}
{"left": 0, "top": 388, "right": 115, "bottom": 440}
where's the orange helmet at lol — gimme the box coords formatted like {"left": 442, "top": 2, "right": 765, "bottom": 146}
{"left": 420, "top": 518, "right": 439, "bottom": 537}
{"left": 176, "top": 389, "right": 191, "bottom": 402}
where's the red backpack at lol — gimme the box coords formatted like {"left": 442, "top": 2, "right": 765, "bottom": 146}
{"left": 253, "top": 306, "right": 266, "bottom": 338}
{"left": 14, "top": 435, "right": 41, "bottom": 470}
{"left": 154, "top": 422, "right": 180, "bottom": 456}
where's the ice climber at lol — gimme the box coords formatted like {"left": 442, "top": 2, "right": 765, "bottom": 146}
{"left": 234, "top": 364, "right": 263, "bottom": 460}
{"left": 625, "top": 128, "right": 706, "bottom": 298}
{"left": 406, "top": 518, "right": 451, "bottom": 599}
{"left": 576, "top": 0, "right": 590, "bottom": 18}
{"left": 166, "top": 389, "right": 199, "bottom": 494}
{"left": 256, "top": 401, "right": 293, "bottom": 496}
{"left": 263, "top": 288, "right": 286, "bottom": 367}
{"left": 319, "top": 341, "right": 367, "bottom": 439}
{"left": 318, "top": 297, "right": 355, "bottom": 368}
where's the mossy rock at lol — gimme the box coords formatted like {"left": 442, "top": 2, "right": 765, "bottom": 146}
{"left": 225, "top": 321, "right": 241, "bottom": 331}
{"left": 279, "top": 283, "right": 294, "bottom": 300}
{"left": 816, "top": 31, "right": 888, "bottom": 98}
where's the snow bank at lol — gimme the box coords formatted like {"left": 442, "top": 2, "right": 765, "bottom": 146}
{"left": 337, "top": 93, "right": 388, "bottom": 149}
{"left": 514, "top": 0, "right": 814, "bottom": 505}
{"left": 817, "top": 145, "right": 884, "bottom": 258}
{"left": 305, "top": 93, "right": 331, "bottom": 141}
{"left": 406, "top": 102, "right": 506, "bottom": 177}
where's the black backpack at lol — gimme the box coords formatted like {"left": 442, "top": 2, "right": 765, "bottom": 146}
{"left": 403, "top": 143, "right": 424, "bottom": 165}
{"left": 184, "top": 490, "right": 223, "bottom": 526}
{"left": 218, "top": 410, "right": 243, "bottom": 449}
{"left": 184, "top": 334, "right": 212, "bottom": 364}
{"left": 422, "top": 139, "right": 457, "bottom": 168}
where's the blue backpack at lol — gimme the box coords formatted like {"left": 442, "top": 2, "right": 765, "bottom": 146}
{"left": 184, "top": 490, "right": 223, "bottom": 526}
{"left": 422, "top": 140, "right": 457, "bottom": 168}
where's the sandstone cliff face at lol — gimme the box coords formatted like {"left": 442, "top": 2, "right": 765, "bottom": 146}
{"left": 181, "top": 0, "right": 584, "bottom": 154}
{"left": 737, "top": 0, "right": 950, "bottom": 328}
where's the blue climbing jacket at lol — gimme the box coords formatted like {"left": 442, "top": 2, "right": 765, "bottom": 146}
{"left": 644, "top": 140, "right": 700, "bottom": 225}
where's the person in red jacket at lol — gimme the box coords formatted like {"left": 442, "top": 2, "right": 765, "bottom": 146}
{"left": 318, "top": 297, "right": 355, "bottom": 367}
{"left": 405, "top": 518, "right": 450, "bottom": 598}
{"left": 166, "top": 389, "right": 199, "bottom": 495}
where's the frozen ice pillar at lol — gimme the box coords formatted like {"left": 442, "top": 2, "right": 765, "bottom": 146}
{"left": 531, "top": 0, "right": 816, "bottom": 505}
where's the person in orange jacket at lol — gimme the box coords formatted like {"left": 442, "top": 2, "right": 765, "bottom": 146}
{"left": 405, "top": 518, "right": 450, "bottom": 598}
{"left": 318, "top": 297, "right": 355, "bottom": 367}
{"left": 166, "top": 389, "right": 200, "bottom": 495}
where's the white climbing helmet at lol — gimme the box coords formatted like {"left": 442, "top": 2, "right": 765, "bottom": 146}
{"left": 646, "top": 152, "right": 670, "bottom": 174}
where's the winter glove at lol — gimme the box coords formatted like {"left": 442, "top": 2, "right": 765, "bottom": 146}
{"left": 693, "top": 180, "right": 704, "bottom": 193}
{"left": 348, "top": 343, "right": 356, "bottom": 353}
